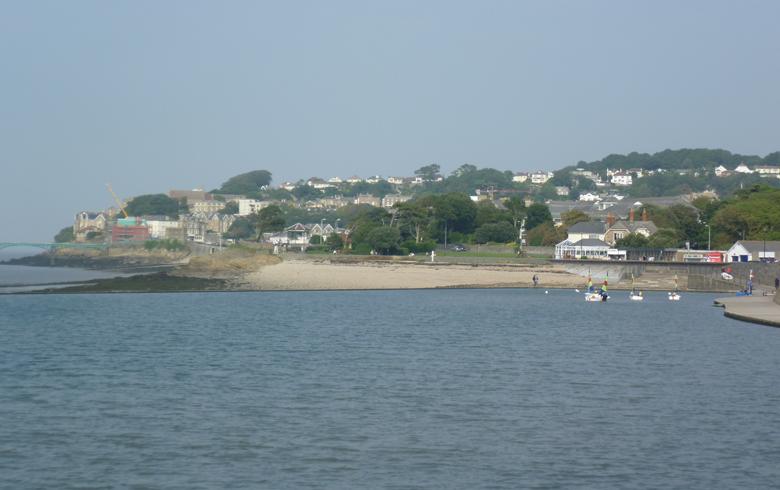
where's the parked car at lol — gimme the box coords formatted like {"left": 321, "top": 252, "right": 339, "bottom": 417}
{"left": 451, "top": 244, "right": 468, "bottom": 252}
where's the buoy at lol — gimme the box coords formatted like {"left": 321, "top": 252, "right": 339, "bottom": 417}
{"left": 545, "top": 290, "right": 549, "bottom": 294}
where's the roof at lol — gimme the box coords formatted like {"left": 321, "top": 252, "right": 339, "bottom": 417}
{"left": 733, "top": 241, "right": 780, "bottom": 255}
{"left": 570, "top": 238, "right": 610, "bottom": 248}
{"left": 609, "top": 220, "right": 658, "bottom": 234}
{"left": 567, "top": 221, "right": 606, "bottom": 234}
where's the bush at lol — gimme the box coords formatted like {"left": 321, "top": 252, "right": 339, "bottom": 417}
{"left": 401, "top": 239, "right": 436, "bottom": 254}
{"left": 474, "top": 222, "right": 516, "bottom": 244}
{"left": 143, "top": 239, "right": 186, "bottom": 252}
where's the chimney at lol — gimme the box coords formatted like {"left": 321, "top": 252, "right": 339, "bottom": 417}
{"left": 629, "top": 208, "right": 635, "bottom": 223}
{"left": 641, "top": 208, "right": 648, "bottom": 222}
{"left": 606, "top": 212, "right": 616, "bottom": 227}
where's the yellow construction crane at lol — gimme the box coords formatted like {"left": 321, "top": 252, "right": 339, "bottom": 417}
{"left": 106, "top": 183, "right": 129, "bottom": 218}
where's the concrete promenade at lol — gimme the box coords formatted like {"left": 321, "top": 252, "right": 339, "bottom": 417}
{"left": 714, "top": 290, "right": 780, "bottom": 328}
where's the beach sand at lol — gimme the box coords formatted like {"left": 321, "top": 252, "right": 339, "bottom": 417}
{"left": 238, "top": 259, "right": 583, "bottom": 290}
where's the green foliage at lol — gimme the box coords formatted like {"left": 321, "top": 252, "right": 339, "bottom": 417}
{"left": 342, "top": 180, "right": 394, "bottom": 198}
{"left": 710, "top": 185, "right": 780, "bottom": 246}
{"left": 414, "top": 164, "right": 441, "bottom": 181}
{"left": 124, "top": 194, "right": 183, "bottom": 218}
{"left": 222, "top": 201, "right": 239, "bottom": 215}
{"left": 224, "top": 217, "right": 254, "bottom": 239}
{"left": 474, "top": 222, "right": 516, "bottom": 244}
{"left": 54, "top": 226, "right": 74, "bottom": 243}
{"left": 215, "top": 170, "right": 272, "bottom": 196}
{"left": 525, "top": 203, "right": 553, "bottom": 230}
{"left": 525, "top": 222, "right": 564, "bottom": 246}
{"left": 250, "top": 205, "right": 286, "bottom": 239}
{"left": 475, "top": 201, "right": 512, "bottom": 228}
{"left": 143, "top": 239, "right": 186, "bottom": 251}
{"left": 429, "top": 167, "right": 514, "bottom": 194}
{"left": 309, "top": 235, "right": 323, "bottom": 245}
{"left": 560, "top": 209, "right": 590, "bottom": 228}
{"left": 366, "top": 226, "right": 401, "bottom": 255}
{"left": 325, "top": 233, "right": 344, "bottom": 251}
{"left": 616, "top": 233, "right": 650, "bottom": 248}
{"left": 85, "top": 231, "right": 104, "bottom": 241}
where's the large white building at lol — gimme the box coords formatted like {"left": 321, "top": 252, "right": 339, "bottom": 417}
{"left": 145, "top": 217, "right": 182, "bottom": 239}
{"left": 238, "top": 199, "right": 271, "bottom": 216}
{"left": 610, "top": 173, "right": 633, "bottom": 186}
{"left": 530, "top": 171, "right": 553, "bottom": 185}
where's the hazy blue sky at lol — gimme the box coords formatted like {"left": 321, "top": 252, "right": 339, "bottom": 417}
{"left": 2, "top": 0, "right": 779, "bottom": 241}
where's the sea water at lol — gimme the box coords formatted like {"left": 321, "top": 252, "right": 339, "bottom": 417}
{"left": 1, "top": 289, "right": 778, "bottom": 489}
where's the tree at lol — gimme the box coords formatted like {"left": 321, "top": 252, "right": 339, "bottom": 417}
{"left": 525, "top": 203, "right": 553, "bottom": 230}
{"left": 615, "top": 233, "right": 650, "bottom": 248}
{"left": 367, "top": 226, "right": 401, "bottom": 255}
{"left": 215, "top": 170, "right": 272, "bottom": 195}
{"left": 124, "top": 194, "right": 182, "bottom": 217}
{"left": 54, "top": 226, "right": 74, "bottom": 243}
{"left": 222, "top": 201, "right": 239, "bottom": 215}
{"left": 224, "top": 217, "right": 254, "bottom": 239}
{"left": 560, "top": 209, "right": 590, "bottom": 228}
{"left": 474, "top": 222, "right": 516, "bottom": 244}
{"left": 326, "top": 233, "right": 344, "bottom": 251}
{"left": 251, "top": 205, "right": 286, "bottom": 239}
{"left": 525, "top": 222, "right": 564, "bottom": 246}
{"left": 414, "top": 164, "right": 441, "bottom": 181}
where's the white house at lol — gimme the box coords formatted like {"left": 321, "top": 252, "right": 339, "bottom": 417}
{"left": 387, "top": 176, "right": 405, "bottom": 185}
{"left": 754, "top": 166, "right": 780, "bottom": 176}
{"left": 726, "top": 240, "right": 780, "bottom": 263}
{"left": 579, "top": 192, "right": 600, "bottom": 202}
{"left": 190, "top": 200, "right": 226, "bottom": 214}
{"left": 714, "top": 165, "right": 729, "bottom": 177}
{"left": 327, "top": 176, "right": 343, "bottom": 184}
{"left": 555, "top": 186, "right": 570, "bottom": 196}
{"left": 734, "top": 163, "right": 753, "bottom": 174}
{"left": 530, "top": 171, "right": 553, "bottom": 185}
{"left": 145, "top": 217, "right": 182, "bottom": 239}
{"left": 73, "top": 211, "right": 108, "bottom": 241}
{"left": 512, "top": 172, "right": 529, "bottom": 183}
{"left": 565, "top": 221, "right": 607, "bottom": 243}
{"left": 382, "top": 194, "right": 412, "bottom": 208}
{"left": 346, "top": 176, "right": 363, "bottom": 184}
{"left": 610, "top": 173, "right": 633, "bottom": 186}
{"left": 237, "top": 199, "right": 270, "bottom": 216}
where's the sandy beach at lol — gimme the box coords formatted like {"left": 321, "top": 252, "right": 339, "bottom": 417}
{"left": 238, "top": 258, "right": 583, "bottom": 290}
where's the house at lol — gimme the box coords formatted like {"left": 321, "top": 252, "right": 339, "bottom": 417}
{"left": 578, "top": 192, "right": 600, "bottom": 202}
{"left": 565, "top": 221, "right": 607, "bottom": 242}
{"left": 365, "top": 175, "right": 384, "bottom": 184}
{"left": 512, "top": 172, "right": 529, "bottom": 183}
{"left": 530, "top": 171, "right": 553, "bottom": 185}
{"left": 169, "top": 189, "right": 211, "bottom": 201}
{"left": 308, "top": 223, "right": 335, "bottom": 238}
{"left": 190, "top": 200, "right": 226, "bottom": 214}
{"left": 346, "top": 176, "right": 363, "bottom": 184}
{"left": 207, "top": 213, "right": 236, "bottom": 234}
{"left": 279, "top": 181, "right": 297, "bottom": 191}
{"left": 387, "top": 177, "right": 405, "bottom": 185}
{"left": 610, "top": 173, "right": 633, "bottom": 186}
{"left": 306, "top": 177, "right": 335, "bottom": 189}
{"left": 554, "top": 238, "right": 612, "bottom": 260}
{"left": 726, "top": 240, "right": 780, "bottom": 263}
{"left": 317, "top": 196, "right": 352, "bottom": 209}
{"left": 603, "top": 219, "right": 658, "bottom": 246}
{"left": 111, "top": 217, "right": 149, "bottom": 243}
{"left": 354, "top": 194, "right": 381, "bottom": 207}
{"left": 555, "top": 186, "right": 570, "bottom": 197}
{"left": 714, "top": 165, "right": 730, "bottom": 177}
{"left": 754, "top": 166, "right": 780, "bottom": 177}
{"left": 73, "top": 211, "right": 108, "bottom": 241}
{"left": 733, "top": 162, "right": 753, "bottom": 174}
{"left": 145, "top": 216, "right": 182, "bottom": 239}
{"left": 327, "top": 177, "right": 343, "bottom": 184}
{"left": 237, "top": 199, "right": 271, "bottom": 216}
{"left": 382, "top": 194, "right": 412, "bottom": 208}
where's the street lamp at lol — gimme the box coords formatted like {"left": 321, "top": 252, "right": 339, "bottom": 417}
{"left": 335, "top": 218, "right": 341, "bottom": 232}
{"left": 706, "top": 223, "right": 711, "bottom": 250}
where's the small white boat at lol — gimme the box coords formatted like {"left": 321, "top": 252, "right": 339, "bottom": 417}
{"left": 629, "top": 273, "right": 644, "bottom": 301}
{"left": 668, "top": 274, "right": 681, "bottom": 301}
{"left": 585, "top": 292, "right": 603, "bottom": 302}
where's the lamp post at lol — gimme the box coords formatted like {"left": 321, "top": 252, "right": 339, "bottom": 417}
{"left": 335, "top": 218, "right": 341, "bottom": 233}
{"left": 320, "top": 218, "right": 325, "bottom": 244}
{"left": 706, "top": 224, "right": 711, "bottom": 251}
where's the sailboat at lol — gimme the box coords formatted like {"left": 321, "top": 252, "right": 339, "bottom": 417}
{"left": 584, "top": 274, "right": 602, "bottom": 302}
{"left": 629, "top": 273, "right": 644, "bottom": 301}
{"left": 668, "top": 273, "right": 681, "bottom": 301}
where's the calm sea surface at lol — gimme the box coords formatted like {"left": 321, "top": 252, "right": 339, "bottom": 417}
{"left": 1, "top": 289, "right": 779, "bottom": 489}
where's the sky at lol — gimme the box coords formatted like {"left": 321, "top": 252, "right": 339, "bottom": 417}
{"left": 2, "top": 0, "right": 779, "bottom": 241}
